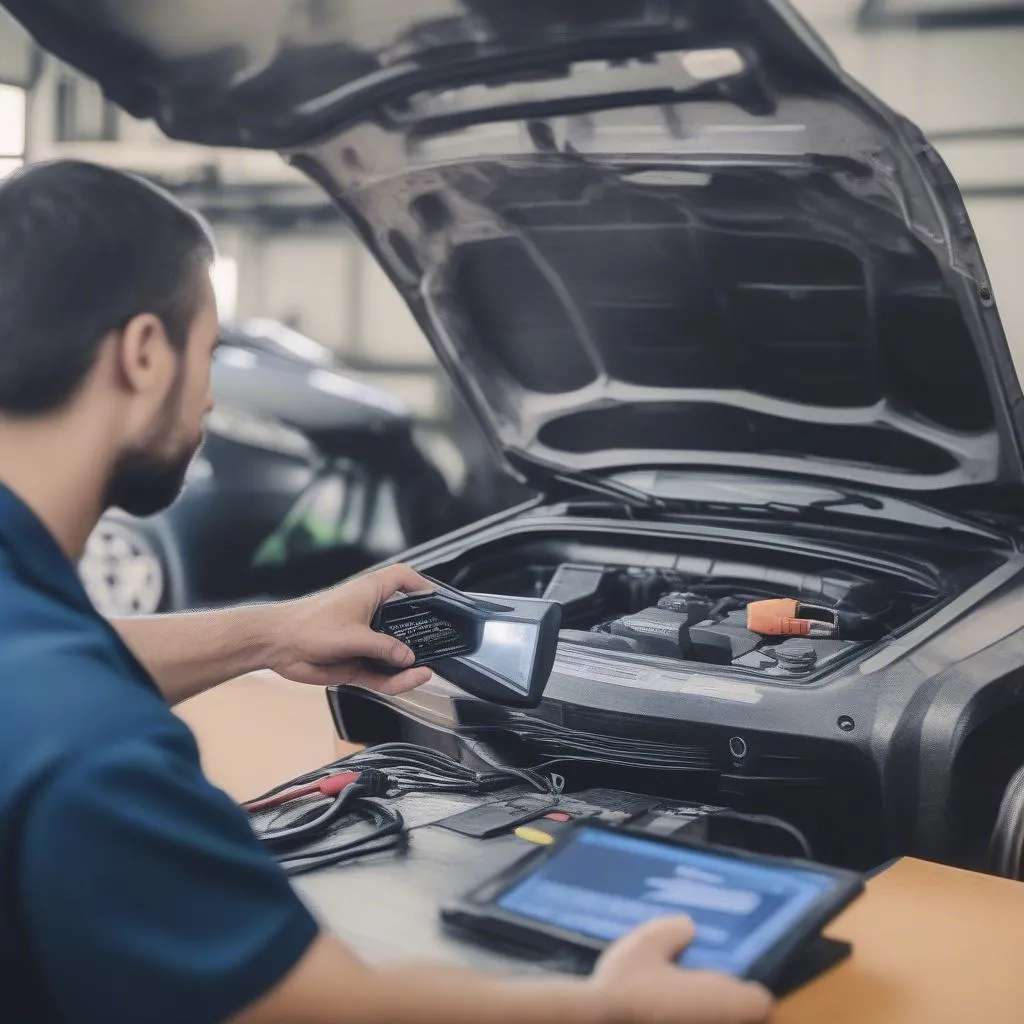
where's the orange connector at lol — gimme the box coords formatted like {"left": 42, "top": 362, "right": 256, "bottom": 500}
{"left": 747, "top": 598, "right": 838, "bottom": 637}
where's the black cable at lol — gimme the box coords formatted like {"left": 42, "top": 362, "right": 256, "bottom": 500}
{"left": 357, "top": 742, "right": 548, "bottom": 792}
{"left": 278, "top": 803, "right": 406, "bottom": 877}
{"left": 706, "top": 810, "right": 815, "bottom": 861}
{"left": 459, "top": 735, "right": 563, "bottom": 795}
{"left": 244, "top": 742, "right": 560, "bottom": 874}
{"left": 248, "top": 741, "right": 812, "bottom": 876}
{"left": 277, "top": 802, "right": 402, "bottom": 860}
{"left": 281, "top": 835, "right": 404, "bottom": 878}
{"left": 463, "top": 721, "right": 719, "bottom": 772}
{"left": 243, "top": 741, "right": 559, "bottom": 808}
{"left": 256, "top": 784, "right": 365, "bottom": 850}
{"left": 263, "top": 798, "right": 332, "bottom": 833}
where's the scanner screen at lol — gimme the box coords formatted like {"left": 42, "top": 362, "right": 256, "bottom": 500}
{"left": 496, "top": 827, "right": 836, "bottom": 976}
{"left": 462, "top": 619, "right": 537, "bottom": 693}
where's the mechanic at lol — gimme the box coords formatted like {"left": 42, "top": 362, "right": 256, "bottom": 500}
{"left": 0, "top": 160, "right": 771, "bottom": 1024}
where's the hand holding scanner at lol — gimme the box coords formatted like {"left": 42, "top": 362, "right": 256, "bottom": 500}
{"left": 371, "top": 576, "right": 561, "bottom": 707}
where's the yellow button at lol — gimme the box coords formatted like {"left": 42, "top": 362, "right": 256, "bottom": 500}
{"left": 514, "top": 826, "right": 556, "bottom": 846}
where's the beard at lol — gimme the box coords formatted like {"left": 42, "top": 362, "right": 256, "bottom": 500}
{"left": 103, "top": 370, "right": 203, "bottom": 517}
{"left": 103, "top": 438, "right": 201, "bottom": 518}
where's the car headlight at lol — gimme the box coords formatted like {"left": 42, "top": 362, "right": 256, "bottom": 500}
{"left": 205, "top": 406, "right": 314, "bottom": 459}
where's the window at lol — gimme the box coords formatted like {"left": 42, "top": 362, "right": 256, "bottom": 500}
{"left": 211, "top": 257, "right": 239, "bottom": 322}
{"left": 55, "top": 73, "right": 118, "bottom": 142}
{"left": 0, "top": 83, "right": 25, "bottom": 179}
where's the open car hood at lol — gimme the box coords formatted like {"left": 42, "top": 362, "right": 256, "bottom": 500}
{"left": 9, "top": 0, "right": 1023, "bottom": 496}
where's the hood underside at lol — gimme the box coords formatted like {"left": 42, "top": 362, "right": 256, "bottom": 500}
{"left": 8, "top": 0, "right": 1023, "bottom": 494}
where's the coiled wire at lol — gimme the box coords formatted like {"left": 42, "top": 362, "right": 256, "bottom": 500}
{"left": 245, "top": 741, "right": 561, "bottom": 875}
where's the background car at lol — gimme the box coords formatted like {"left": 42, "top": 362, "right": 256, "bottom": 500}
{"left": 79, "top": 319, "right": 460, "bottom": 616}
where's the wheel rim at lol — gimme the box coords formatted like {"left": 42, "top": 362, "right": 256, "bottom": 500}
{"left": 79, "top": 520, "right": 165, "bottom": 617}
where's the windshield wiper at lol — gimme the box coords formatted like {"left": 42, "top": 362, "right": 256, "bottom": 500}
{"left": 549, "top": 471, "right": 668, "bottom": 511}
{"left": 553, "top": 476, "right": 883, "bottom": 520}
{"left": 807, "top": 491, "right": 884, "bottom": 512}
{"left": 648, "top": 487, "right": 1009, "bottom": 544}
{"left": 541, "top": 465, "right": 1009, "bottom": 544}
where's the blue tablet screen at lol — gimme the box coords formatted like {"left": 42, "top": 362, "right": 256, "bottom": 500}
{"left": 496, "top": 828, "right": 837, "bottom": 975}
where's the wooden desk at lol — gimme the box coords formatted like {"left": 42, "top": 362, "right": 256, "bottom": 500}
{"left": 779, "top": 857, "right": 1024, "bottom": 1023}
{"left": 174, "top": 671, "right": 355, "bottom": 802}
{"left": 180, "top": 680, "right": 1024, "bottom": 1021}
{"left": 296, "top": 820, "right": 1024, "bottom": 1023}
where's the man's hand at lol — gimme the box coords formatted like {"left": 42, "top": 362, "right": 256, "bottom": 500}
{"left": 265, "top": 564, "right": 435, "bottom": 694}
{"left": 590, "top": 917, "right": 773, "bottom": 1023}
{"left": 236, "top": 918, "right": 773, "bottom": 1024}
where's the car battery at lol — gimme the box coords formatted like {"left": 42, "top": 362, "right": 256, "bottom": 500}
{"left": 688, "top": 620, "right": 762, "bottom": 665}
{"left": 655, "top": 591, "right": 714, "bottom": 623}
{"left": 608, "top": 607, "right": 691, "bottom": 659}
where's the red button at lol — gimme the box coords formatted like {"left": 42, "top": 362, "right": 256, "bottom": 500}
{"left": 544, "top": 812, "right": 572, "bottom": 822}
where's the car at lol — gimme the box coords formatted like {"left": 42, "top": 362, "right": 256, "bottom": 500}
{"left": 14, "top": 0, "right": 1024, "bottom": 875}
{"left": 79, "top": 318, "right": 458, "bottom": 615}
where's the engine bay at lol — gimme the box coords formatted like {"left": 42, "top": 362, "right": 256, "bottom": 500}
{"left": 546, "top": 564, "right": 920, "bottom": 679}
{"left": 333, "top": 516, "right": 1024, "bottom": 873}
{"left": 447, "top": 542, "right": 948, "bottom": 681}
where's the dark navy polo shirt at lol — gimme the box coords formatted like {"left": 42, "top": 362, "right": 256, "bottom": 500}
{"left": 0, "top": 484, "right": 319, "bottom": 1023}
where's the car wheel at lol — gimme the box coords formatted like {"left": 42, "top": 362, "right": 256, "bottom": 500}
{"left": 79, "top": 516, "right": 185, "bottom": 617}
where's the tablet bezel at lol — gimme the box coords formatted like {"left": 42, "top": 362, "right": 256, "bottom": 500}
{"left": 441, "top": 819, "right": 864, "bottom": 986}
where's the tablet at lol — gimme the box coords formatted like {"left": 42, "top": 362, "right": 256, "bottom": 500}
{"left": 442, "top": 820, "right": 863, "bottom": 987}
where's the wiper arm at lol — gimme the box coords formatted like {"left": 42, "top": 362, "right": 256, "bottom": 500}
{"left": 508, "top": 450, "right": 666, "bottom": 511}
{"left": 549, "top": 471, "right": 668, "bottom": 511}
{"left": 807, "top": 490, "right": 884, "bottom": 512}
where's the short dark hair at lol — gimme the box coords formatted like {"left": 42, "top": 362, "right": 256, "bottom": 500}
{"left": 0, "top": 160, "right": 215, "bottom": 415}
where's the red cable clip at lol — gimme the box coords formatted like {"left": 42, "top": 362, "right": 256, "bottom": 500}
{"left": 243, "top": 770, "right": 361, "bottom": 812}
{"left": 317, "top": 771, "right": 361, "bottom": 797}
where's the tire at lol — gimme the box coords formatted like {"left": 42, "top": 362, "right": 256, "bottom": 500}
{"left": 78, "top": 513, "right": 190, "bottom": 616}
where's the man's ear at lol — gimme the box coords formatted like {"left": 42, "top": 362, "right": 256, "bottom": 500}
{"left": 113, "top": 312, "right": 177, "bottom": 397}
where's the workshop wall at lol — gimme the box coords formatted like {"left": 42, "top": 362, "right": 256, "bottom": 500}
{"left": 792, "top": 0, "right": 1024, "bottom": 370}
{"left": 211, "top": 225, "right": 443, "bottom": 420}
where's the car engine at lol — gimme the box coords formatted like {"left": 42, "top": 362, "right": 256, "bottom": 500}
{"left": 332, "top": 517, "right": 1023, "bottom": 872}
{"left": 450, "top": 558, "right": 935, "bottom": 681}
